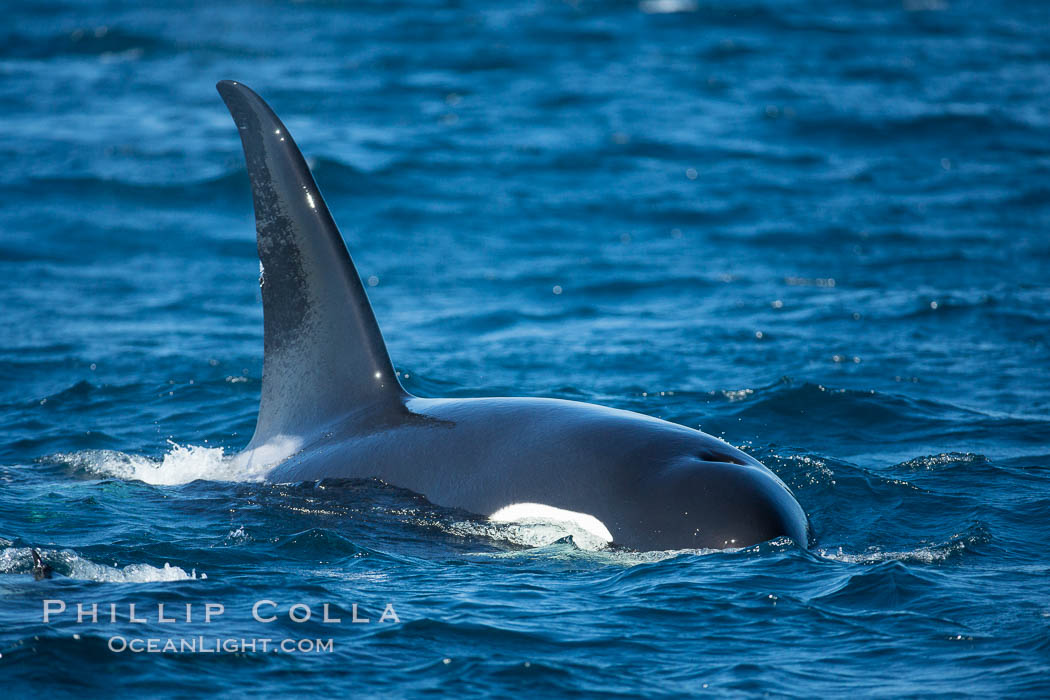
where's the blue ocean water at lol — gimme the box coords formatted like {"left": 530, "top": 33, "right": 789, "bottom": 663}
{"left": 2, "top": 0, "right": 1049, "bottom": 694}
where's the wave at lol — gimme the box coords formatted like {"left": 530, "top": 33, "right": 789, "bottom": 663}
{"left": 1, "top": 26, "right": 278, "bottom": 61}
{"left": 718, "top": 379, "right": 1047, "bottom": 439}
{"left": 3, "top": 28, "right": 171, "bottom": 60}
{"left": 4, "top": 171, "right": 248, "bottom": 204}
{"left": 442, "top": 519, "right": 612, "bottom": 553}
{"left": 3, "top": 156, "right": 375, "bottom": 201}
{"left": 45, "top": 441, "right": 264, "bottom": 485}
{"left": 788, "top": 109, "right": 1033, "bottom": 145}
{"left": 893, "top": 452, "right": 988, "bottom": 472}
{"left": 421, "top": 305, "right": 603, "bottom": 336}
{"left": 816, "top": 523, "right": 989, "bottom": 566}
{"left": 0, "top": 546, "right": 203, "bottom": 582}
{"left": 443, "top": 517, "right": 802, "bottom": 563}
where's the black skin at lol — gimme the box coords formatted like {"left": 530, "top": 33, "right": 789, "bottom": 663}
{"left": 217, "top": 80, "right": 811, "bottom": 551}
{"left": 31, "top": 549, "right": 52, "bottom": 580}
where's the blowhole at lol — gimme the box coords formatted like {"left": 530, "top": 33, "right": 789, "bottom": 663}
{"left": 696, "top": 449, "right": 748, "bottom": 466}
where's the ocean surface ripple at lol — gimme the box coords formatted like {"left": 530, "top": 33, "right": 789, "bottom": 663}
{"left": 2, "top": 0, "right": 1048, "bottom": 695}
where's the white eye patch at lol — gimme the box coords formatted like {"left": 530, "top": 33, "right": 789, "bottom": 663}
{"left": 489, "top": 503, "right": 614, "bottom": 544}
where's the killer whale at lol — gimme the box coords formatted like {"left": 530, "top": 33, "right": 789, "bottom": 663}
{"left": 217, "top": 80, "right": 809, "bottom": 551}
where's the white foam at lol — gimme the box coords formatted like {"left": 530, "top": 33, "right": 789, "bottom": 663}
{"left": 817, "top": 542, "right": 967, "bottom": 565}
{"left": 0, "top": 547, "right": 203, "bottom": 583}
{"left": 51, "top": 440, "right": 272, "bottom": 485}
{"left": 224, "top": 525, "right": 250, "bottom": 544}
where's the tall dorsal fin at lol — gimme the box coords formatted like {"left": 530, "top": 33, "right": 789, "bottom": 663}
{"left": 217, "top": 81, "right": 408, "bottom": 448}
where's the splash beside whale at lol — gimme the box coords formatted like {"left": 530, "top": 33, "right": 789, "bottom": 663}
{"left": 217, "top": 80, "right": 809, "bottom": 551}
